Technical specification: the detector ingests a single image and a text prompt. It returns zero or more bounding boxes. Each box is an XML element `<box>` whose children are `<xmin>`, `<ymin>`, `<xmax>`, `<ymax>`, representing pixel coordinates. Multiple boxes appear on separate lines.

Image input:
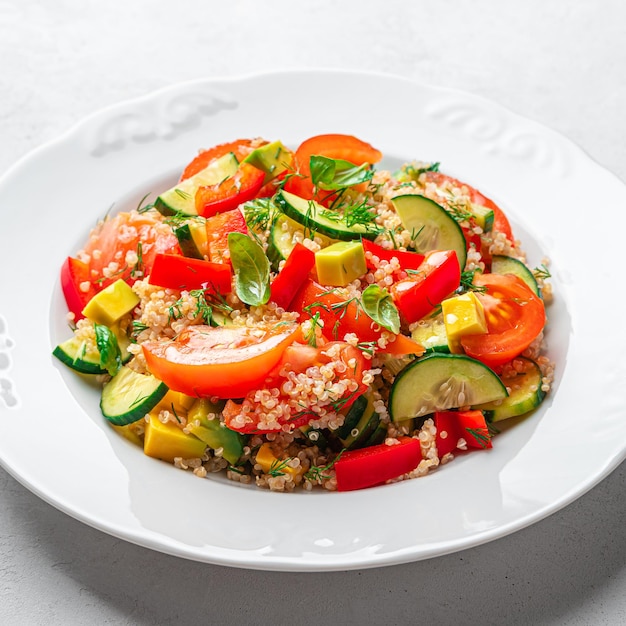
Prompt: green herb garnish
<box><xmin>361</xmin><ymin>284</ymin><xmax>400</xmax><ymax>334</ymax></box>
<box><xmin>94</xmin><ymin>323</ymin><xmax>122</xmax><ymax>376</ymax></box>
<box><xmin>228</xmin><ymin>232</ymin><xmax>271</xmax><ymax>306</ymax></box>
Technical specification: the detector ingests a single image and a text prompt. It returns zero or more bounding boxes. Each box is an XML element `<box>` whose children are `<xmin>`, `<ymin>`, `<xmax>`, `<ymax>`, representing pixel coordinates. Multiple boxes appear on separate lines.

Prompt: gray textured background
<box><xmin>1</xmin><ymin>1</ymin><xmax>625</xmax><ymax>623</ymax></box>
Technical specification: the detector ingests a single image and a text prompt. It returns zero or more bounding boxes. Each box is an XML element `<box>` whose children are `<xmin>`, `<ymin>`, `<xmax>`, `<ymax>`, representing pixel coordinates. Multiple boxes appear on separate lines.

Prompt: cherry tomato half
<box><xmin>460</xmin><ymin>273</ymin><xmax>545</xmax><ymax>368</ymax></box>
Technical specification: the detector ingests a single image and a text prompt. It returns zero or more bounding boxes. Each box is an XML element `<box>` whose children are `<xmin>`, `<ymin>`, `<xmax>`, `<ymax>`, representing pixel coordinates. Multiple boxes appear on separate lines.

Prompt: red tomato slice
<box><xmin>334</xmin><ymin>437</ymin><xmax>421</xmax><ymax>491</ymax></box>
<box><xmin>142</xmin><ymin>322</ymin><xmax>300</xmax><ymax>398</ymax></box>
<box><xmin>195</xmin><ymin>162</ymin><xmax>265</xmax><ymax>218</ymax></box>
<box><xmin>292</xmin><ymin>279</ymin><xmax>424</xmax><ymax>356</ymax></box>
<box><xmin>179</xmin><ymin>139</ymin><xmax>259</xmax><ymax>181</ymax></box>
<box><xmin>82</xmin><ymin>211</ymin><xmax>179</xmax><ymax>290</ymax></box>
<box><xmin>422</xmin><ymin>171</ymin><xmax>514</xmax><ymax>241</ymax></box>
<box><xmin>294</xmin><ymin>133</ymin><xmax>382</xmax><ymax>175</ymax></box>
<box><xmin>60</xmin><ymin>257</ymin><xmax>98</xmax><ymax>320</ymax></box>
<box><xmin>389</xmin><ymin>250</ymin><xmax>461</xmax><ymax>324</ymax></box>
<box><xmin>460</xmin><ymin>273</ymin><xmax>545</xmax><ymax>368</ymax></box>
<box><xmin>205</xmin><ymin>207</ymin><xmax>248</xmax><ymax>265</ymax></box>
<box><xmin>148</xmin><ymin>254</ymin><xmax>231</xmax><ymax>294</ymax></box>
<box><xmin>284</xmin><ymin>134</ymin><xmax>382</xmax><ymax>205</ymax></box>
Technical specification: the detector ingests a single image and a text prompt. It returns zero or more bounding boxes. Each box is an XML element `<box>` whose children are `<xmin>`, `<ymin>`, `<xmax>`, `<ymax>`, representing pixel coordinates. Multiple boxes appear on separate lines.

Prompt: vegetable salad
<box><xmin>53</xmin><ymin>134</ymin><xmax>553</xmax><ymax>492</ymax></box>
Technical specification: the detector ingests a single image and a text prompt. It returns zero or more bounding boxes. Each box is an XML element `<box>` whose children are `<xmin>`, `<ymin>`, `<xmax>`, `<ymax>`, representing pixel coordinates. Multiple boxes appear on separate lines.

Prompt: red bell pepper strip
<box><xmin>270</xmin><ymin>243</ymin><xmax>315</xmax><ymax>310</ymax></box>
<box><xmin>60</xmin><ymin>256</ymin><xmax>98</xmax><ymax>321</ymax></box>
<box><xmin>205</xmin><ymin>207</ymin><xmax>248</xmax><ymax>265</ymax></box>
<box><xmin>361</xmin><ymin>239</ymin><xmax>425</xmax><ymax>272</ymax></box>
<box><xmin>195</xmin><ymin>162</ymin><xmax>265</xmax><ymax>218</ymax></box>
<box><xmin>434</xmin><ymin>410</ymin><xmax>492</xmax><ymax>458</ymax></box>
<box><xmin>389</xmin><ymin>250</ymin><xmax>461</xmax><ymax>324</ymax></box>
<box><xmin>334</xmin><ymin>437</ymin><xmax>421</xmax><ymax>491</ymax></box>
<box><xmin>148</xmin><ymin>254</ymin><xmax>232</xmax><ymax>294</ymax></box>
<box><xmin>291</xmin><ymin>278</ymin><xmax>423</xmax><ymax>356</ymax></box>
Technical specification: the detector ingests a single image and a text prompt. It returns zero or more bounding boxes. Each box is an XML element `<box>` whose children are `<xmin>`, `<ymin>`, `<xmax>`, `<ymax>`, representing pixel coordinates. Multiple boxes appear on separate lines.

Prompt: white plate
<box><xmin>0</xmin><ymin>70</ymin><xmax>624</xmax><ymax>572</ymax></box>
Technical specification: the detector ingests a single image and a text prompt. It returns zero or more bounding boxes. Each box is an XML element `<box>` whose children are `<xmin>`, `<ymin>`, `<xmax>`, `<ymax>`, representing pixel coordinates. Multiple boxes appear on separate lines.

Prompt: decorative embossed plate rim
<box><xmin>0</xmin><ymin>70</ymin><xmax>625</xmax><ymax>572</ymax></box>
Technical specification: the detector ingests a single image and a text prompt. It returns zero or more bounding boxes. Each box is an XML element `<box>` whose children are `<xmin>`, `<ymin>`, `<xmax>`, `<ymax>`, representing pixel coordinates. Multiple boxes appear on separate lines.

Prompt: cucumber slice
<box><xmin>480</xmin><ymin>357</ymin><xmax>545</xmax><ymax>422</ymax></box>
<box><xmin>469</xmin><ymin>202</ymin><xmax>494</xmax><ymax>232</ymax></box>
<box><xmin>53</xmin><ymin>326</ymin><xmax>131</xmax><ymax>375</ymax></box>
<box><xmin>390</xmin><ymin>353</ymin><xmax>507</xmax><ymax>421</ymax></box>
<box><xmin>174</xmin><ymin>222</ymin><xmax>204</xmax><ymax>259</ymax></box>
<box><xmin>491</xmin><ymin>255</ymin><xmax>540</xmax><ymax>296</ymax></box>
<box><xmin>363</xmin><ymin>421</ymin><xmax>387</xmax><ymax>447</ymax></box>
<box><xmin>391</xmin><ymin>194</ymin><xmax>467</xmax><ymax>269</ymax></box>
<box><xmin>266</xmin><ymin>214</ymin><xmax>298</xmax><ymax>270</ymax></box>
<box><xmin>154</xmin><ymin>152</ymin><xmax>239</xmax><ymax>216</ymax></box>
<box><xmin>410</xmin><ymin>316</ymin><xmax>450</xmax><ymax>353</ymax></box>
<box><xmin>101</xmin><ymin>366</ymin><xmax>168</xmax><ymax>426</ymax></box>
<box><xmin>275</xmin><ymin>190</ymin><xmax>379</xmax><ymax>241</ymax></box>
<box><xmin>340</xmin><ymin>394</ymin><xmax>380</xmax><ymax>450</ymax></box>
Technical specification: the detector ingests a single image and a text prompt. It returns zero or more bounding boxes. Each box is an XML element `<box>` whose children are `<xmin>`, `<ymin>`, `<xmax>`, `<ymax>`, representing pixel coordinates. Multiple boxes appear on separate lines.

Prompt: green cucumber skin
<box><xmin>482</xmin><ymin>357</ymin><xmax>545</xmax><ymax>422</ymax></box>
<box><xmin>174</xmin><ymin>224</ymin><xmax>204</xmax><ymax>259</ymax></box>
<box><xmin>53</xmin><ymin>340</ymin><xmax>105</xmax><ymax>375</ymax></box>
<box><xmin>491</xmin><ymin>255</ymin><xmax>540</xmax><ymax>296</ymax></box>
<box><xmin>391</xmin><ymin>194</ymin><xmax>467</xmax><ymax>269</ymax></box>
<box><xmin>390</xmin><ymin>352</ymin><xmax>507</xmax><ymax>422</ymax></box>
<box><xmin>100</xmin><ymin>367</ymin><xmax>169</xmax><ymax>427</ymax></box>
<box><xmin>266</xmin><ymin>215</ymin><xmax>293</xmax><ymax>271</ymax></box>
<box><xmin>332</xmin><ymin>394</ymin><xmax>368</xmax><ymax>440</ymax></box>
<box><xmin>275</xmin><ymin>190</ymin><xmax>378</xmax><ymax>242</ymax></box>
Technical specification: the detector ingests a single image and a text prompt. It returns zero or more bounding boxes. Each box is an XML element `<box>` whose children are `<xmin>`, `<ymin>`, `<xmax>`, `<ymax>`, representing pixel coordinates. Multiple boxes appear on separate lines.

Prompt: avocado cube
<box><xmin>441</xmin><ymin>292</ymin><xmax>487</xmax><ymax>353</ymax></box>
<box><xmin>243</xmin><ymin>140</ymin><xmax>293</xmax><ymax>184</ymax></box>
<box><xmin>315</xmin><ymin>241</ymin><xmax>367</xmax><ymax>287</ymax></box>
<box><xmin>186</xmin><ymin>398</ymin><xmax>243</xmax><ymax>464</ymax></box>
<box><xmin>82</xmin><ymin>279</ymin><xmax>139</xmax><ymax>326</ymax></box>
<box><xmin>143</xmin><ymin>412</ymin><xmax>207</xmax><ymax>463</ymax></box>
<box><xmin>469</xmin><ymin>203</ymin><xmax>494</xmax><ymax>233</ymax></box>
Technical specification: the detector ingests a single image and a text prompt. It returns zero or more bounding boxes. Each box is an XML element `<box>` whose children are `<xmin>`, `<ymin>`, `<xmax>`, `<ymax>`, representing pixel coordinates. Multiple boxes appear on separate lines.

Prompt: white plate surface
<box><xmin>0</xmin><ymin>70</ymin><xmax>624</xmax><ymax>572</ymax></box>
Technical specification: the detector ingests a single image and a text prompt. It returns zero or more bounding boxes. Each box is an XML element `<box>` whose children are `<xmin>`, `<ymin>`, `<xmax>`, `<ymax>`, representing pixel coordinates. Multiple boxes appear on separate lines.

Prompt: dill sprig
<box><xmin>533</xmin><ymin>264</ymin><xmax>551</xmax><ymax>280</ymax></box>
<box><xmin>304</xmin><ymin>449</ymin><xmax>345</xmax><ymax>483</ymax></box>
<box><xmin>459</xmin><ymin>269</ymin><xmax>487</xmax><ymax>294</ymax></box>
<box><xmin>243</xmin><ymin>197</ymin><xmax>279</xmax><ymax>232</ymax></box>
<box><xmin>465</xmin><ymin>427</ymin><xmax>491</xmax><ymax>449</ymax></box>
<box><xmin>268</xmin><ymin>457</ymin><xmax>293</xmax><ymax>478</ymax></box>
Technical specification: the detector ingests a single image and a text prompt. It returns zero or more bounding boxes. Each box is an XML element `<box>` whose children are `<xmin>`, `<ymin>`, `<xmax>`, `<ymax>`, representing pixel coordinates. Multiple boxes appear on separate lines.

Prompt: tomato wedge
<box><xmin>82</xmin><ymin>211</ymin><xmax>179</xmax><ymax>290</ymax></box>
<box><xmin>422</xmin><ymin>171</ymin><xmax>514</xmax><ymax>241</ymax></box>
<box><xmin>334</xmin><ymin>437</ymin><xmax>421</xmax><ymax>491</ymax></box>
<box><xmin>292</xmin><ymin>279</ymin><xmax>424</xmax><ymax>356</ymax></box>
<box><xmin>180</xmin><ymin>139</ymin><xmax>259</xmax><ymax>181</ymax></box>
<box><xmin>205</xmin><ymin>207</ymin><xmax>248</xmax><ymax>265</ymax></box>
<box><xmin>284</xmin><ymin>134</ymin><xmax>382</xmax><ymax>204</ymax></box>
<box><xmin>460</xmin><ymin>273</ymin><xmax>545</xmax><ymax>368</ymax></box>
<box><xmin>195</xmin><ymin>162</ymin><xmax>265</xmax><ymax>218</ymax></box>
<box><xmin>142</xmin><ymin>322</ymin><xmax>300</xmax><ymax>398</ymax></box>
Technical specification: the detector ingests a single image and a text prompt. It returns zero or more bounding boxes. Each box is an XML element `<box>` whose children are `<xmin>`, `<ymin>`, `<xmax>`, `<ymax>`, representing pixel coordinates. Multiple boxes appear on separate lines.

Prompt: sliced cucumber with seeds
<box><xmin>154</xmin><ymin>152</ymin><xmax>239</xmax><ymax>216</ymax></box>
<box><xmin>101</xmin><ymin>366</ymin><xmax>168</xmax><ymax>426</ymax></box>
<box><xmin>339</xmin><ymin>393</ymin><xmax>380</xmax><ymax>450</ymax></box>
<box><xmin>480</xmin><ymin>357</ymin><xmax>545</xmax><ymax>422</ymax></box>
<box><xmin>491</xmin><ymin>255</ymin><xmax>540</xmax><ymax>296</ymax></box>
<box><xmin>53</xmin><ymin>326</ymin><xmax>131</xmax><ymax>375</ymax></box>
<box><xmin>391</xmin><ymin>194</ymin><xmax>467</xmax><ymax>269</ymax></box>
<box><xmin>390</xmin><ymin>353</ymin><xmax>507</xmax><ymax>422</ymax></box>
<box><xmin>275</xmin><ymin>189</ymin><xmax>379</xmax><ymax>241</ymax></box>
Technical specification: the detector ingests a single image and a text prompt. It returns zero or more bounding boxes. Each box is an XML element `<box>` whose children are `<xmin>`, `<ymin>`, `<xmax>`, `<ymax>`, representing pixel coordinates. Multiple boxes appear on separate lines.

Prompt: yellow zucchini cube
<box><xmin>315</xmin><ymin>241</ymin><xmax>367</xmax><ymax>287</ymax></box>
<box><xmin>143</xmin><ymin>412</ymin><xmax>206</xmax><ymax>463</ymax></box>
<box><xmin>441</xmin><ymin>291</ymin><xmax>487</xmax><ymax>353</ymax></box>
<box><xmin>82</xmin><ymin>279</ymin><xmax>139</xmax><ymax>326</ymax></box>
<box><xmin>156</xmin><ymin>390</ymin><xmax>196</xmax><ymax>416</ymax></box>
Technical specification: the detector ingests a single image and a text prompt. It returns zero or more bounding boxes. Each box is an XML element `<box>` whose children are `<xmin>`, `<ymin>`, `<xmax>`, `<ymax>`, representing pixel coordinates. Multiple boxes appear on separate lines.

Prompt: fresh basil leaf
<box><xmin>228</xmin><ymin>232</ymin><xmax>271</xmax><ymax>306</ymax></box>
<box><xmin>310</xmin><ymin>155</ymin><xmax>374</xmax><ymax>190</ymax></box>
<box><xmin>94</xmin><ymin>323</ymin><xmax>122</xmax><ymax>376</ymax></box>
<box><xmin>361</xmin><ymin>285</ymin><xmax>400</xmax><ymax>335</ymax></box>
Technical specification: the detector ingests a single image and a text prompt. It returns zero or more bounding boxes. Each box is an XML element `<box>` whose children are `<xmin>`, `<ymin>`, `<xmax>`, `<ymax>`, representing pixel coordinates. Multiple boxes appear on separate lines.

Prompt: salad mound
<box><xmin>53</xmin><ymin>134</ymin><xmax>554</xmax><ymax>492</ymax></box>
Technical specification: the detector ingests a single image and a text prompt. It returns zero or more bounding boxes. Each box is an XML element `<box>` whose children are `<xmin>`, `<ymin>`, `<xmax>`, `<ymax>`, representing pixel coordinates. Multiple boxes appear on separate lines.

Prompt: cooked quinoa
<box><xmin>55</xmin><ymin>140</ymin><xmax>555</xmax><ymax>492</ymax></box>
